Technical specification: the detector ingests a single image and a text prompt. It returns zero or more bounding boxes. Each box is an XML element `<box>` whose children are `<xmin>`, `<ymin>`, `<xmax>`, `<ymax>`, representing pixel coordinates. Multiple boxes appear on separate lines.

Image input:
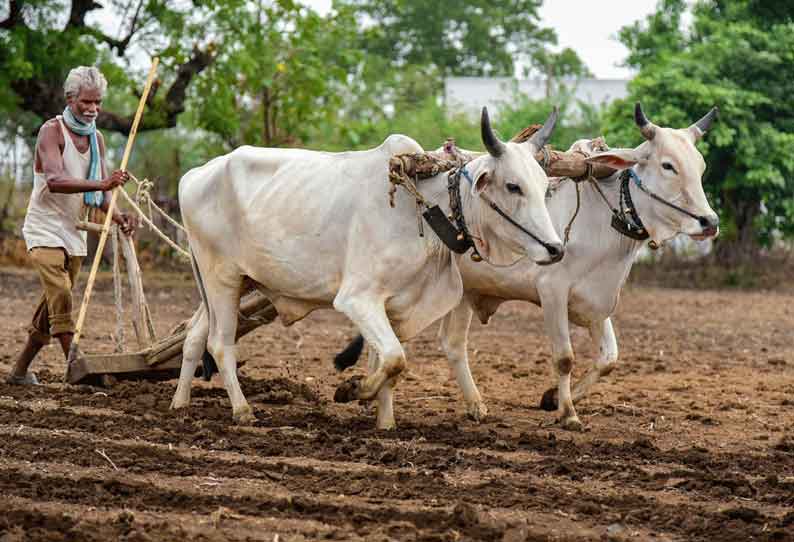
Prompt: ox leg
<box><xmin>205</xmin><ymin>278</ymin><xmax>253</xmax><ymax>424</ymax></box>
<box><xmin>439</xmin><ymin>300</ymin><xmax>488</xmax><ymax>421</ymax></box>
<box><xmin>170</xmin><ymin>305</ymin><xmax>208</xmax><ymax>410</ymax></box>
<box><xmin>538</xmin><ymin>288</ymin><xmax>581</xmax><ymax>431</ymax></box>
<box><xmin>333</xmin><ymin>296</ymin><xmax>406</xmax><ymax>412</ymax></box>
<box><xmin>369</xmin><ymin>345</ymin><xmax>397</xmax><ymax>430</ymax></box>
<box><xmin>571</xmin><ymin>318</ymin><xmax>618</xmax><ymax>403</ymax></box>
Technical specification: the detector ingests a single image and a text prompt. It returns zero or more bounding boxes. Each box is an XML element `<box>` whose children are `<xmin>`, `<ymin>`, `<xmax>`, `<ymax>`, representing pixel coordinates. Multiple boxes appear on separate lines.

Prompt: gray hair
<box><xmin>63</xmin><ymin>66</ymin><xmax>108</xmax><ymax>100</ymax></box>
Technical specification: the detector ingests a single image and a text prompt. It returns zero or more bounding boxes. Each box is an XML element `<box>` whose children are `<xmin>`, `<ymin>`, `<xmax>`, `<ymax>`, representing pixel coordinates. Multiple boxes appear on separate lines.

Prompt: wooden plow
<box><xmin>66</xmin><ymin>113</ymin><xmax>614</xmax><ymax>385</ymax></box>
<box><xmin>65</xmin><ymin>289</ymin><xmax>276</xmax><ymax>385</ymax></box>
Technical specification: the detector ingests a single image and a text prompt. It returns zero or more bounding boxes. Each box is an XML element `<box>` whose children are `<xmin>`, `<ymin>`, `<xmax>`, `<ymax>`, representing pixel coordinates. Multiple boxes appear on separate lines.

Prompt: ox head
<box><xmin>586</xmin><ymin>103</ymin><xmax>720</xmax><ymax>245</ymax></box>
<box><xmin>464</xmin><ymin>107</ymin><xmax>563</xmax><ymax>266</ymax></box>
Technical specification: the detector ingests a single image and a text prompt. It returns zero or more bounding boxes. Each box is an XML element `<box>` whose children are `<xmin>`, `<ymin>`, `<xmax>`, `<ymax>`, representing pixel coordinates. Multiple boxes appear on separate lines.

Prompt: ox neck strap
<box><xmin>588</xmin><ymin>170</ymin><xmax>649</xmax><ymax>241</ymax></box>
<box><xmin>614</xmin><ymin>170</ymin><xmax>651</xmax><ymax>241</ymax></box>
<box><xmin>443</xmin><ymin>168</ymin><xmax>483</xmax><ymax>260</ymax></box>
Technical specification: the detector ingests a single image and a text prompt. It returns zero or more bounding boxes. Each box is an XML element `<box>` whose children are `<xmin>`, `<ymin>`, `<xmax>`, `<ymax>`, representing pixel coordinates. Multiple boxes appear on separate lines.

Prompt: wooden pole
<box><xmin>119</xmin><ymin>231</ymin><xmax>155</xmax><ymax>348</ymax></box>
<box><xmin>68</xmin><ymin>57</ymin><xmax>159</xmax><ymax>366</ymax></box>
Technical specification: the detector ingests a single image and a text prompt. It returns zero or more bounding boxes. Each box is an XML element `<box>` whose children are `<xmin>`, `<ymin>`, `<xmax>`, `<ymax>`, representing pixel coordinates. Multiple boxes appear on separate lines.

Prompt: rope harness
<box><xmin>123</xmin><ymin>172</ymin><xmax>191</xmax><ymax>260</ymax></box>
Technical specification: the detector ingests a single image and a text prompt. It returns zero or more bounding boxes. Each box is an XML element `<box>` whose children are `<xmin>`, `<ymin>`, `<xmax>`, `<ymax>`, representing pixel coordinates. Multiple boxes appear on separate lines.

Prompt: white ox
<box><xmin>337</xmin><ymin>103</ymin><xmax>720</xmax><ymax>430</ymax></box>
<box><xmin>171</xmin><ymin>108</ymin><xmax>564</xmax><ymax>426</ymax></box>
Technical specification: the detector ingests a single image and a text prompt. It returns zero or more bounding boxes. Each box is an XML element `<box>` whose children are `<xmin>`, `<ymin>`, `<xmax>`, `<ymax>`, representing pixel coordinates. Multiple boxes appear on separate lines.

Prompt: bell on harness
<box><xmin>611</xmin><ymin>213</ymin><xmax>649</xmax><ymax>241</ymax></box>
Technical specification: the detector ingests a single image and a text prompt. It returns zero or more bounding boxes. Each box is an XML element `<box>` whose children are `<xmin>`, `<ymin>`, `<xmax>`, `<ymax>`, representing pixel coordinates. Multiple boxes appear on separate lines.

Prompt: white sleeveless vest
<box><xmin>22</xmin><ymin>117</ymin><xmax>96</xmax><ymax>256</ymax></box>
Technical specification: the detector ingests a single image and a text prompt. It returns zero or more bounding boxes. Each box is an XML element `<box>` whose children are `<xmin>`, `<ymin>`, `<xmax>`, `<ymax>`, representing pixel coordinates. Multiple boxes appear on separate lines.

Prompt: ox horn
<box><xmin>690</xmin><ymin>106</ymin><xmax>719</xmax><ymax>140</ymax></box>
<box><xmin>481</xmin><ymin>107</ymin><xmax>506</xmax><ymax>157</ymax></box>
<box><xmin>528</xmin><ymin>106</ymin><xmax>559</xmax><ymax>151</ymax></box>
<box><xmin>634</xmin><ymin>102</ymin><xmax>657</xmax><ymax>141</ymax></box>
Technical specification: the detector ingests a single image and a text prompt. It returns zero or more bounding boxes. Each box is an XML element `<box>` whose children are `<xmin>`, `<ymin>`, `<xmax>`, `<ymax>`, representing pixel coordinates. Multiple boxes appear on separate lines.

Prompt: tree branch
<box><xmin>163</xmin><ymin>46</ymin><xmax>216</xmax><ymax>124</ymax></box>
<box><xmin>96</xmin><ymin>47</ymin><xmax>216</xmax><ymax>135</ymax></box>
<box><xmin>68</xmin><ymin>0</ymin><xmax>103</xmax><ymax>28</ymax></box>
<box><xmin>0</xmin><ymin>0</ymin><xmax>25</xmax><ymax>30</ymax></box>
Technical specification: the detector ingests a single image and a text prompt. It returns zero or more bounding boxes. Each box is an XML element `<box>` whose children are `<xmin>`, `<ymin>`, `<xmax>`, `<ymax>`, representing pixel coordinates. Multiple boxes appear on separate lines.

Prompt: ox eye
<box><xmin>662</xmin><ymin>162</ymin><xmax>678</xmax><ymax>174</ymax></box>
<box><xmin>506</xmin><ymin>182</ymin><xmax>523</xmax><ymax>195</ymax></box>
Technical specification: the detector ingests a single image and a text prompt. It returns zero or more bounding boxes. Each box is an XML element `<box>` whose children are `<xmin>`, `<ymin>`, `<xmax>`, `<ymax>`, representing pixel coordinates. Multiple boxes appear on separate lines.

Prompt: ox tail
<box><xmin>190</xmin><ymin>248</ymin><xmax>218</xmax><ymax>381</ymax></box>
<box><xmin>334</xmin><ymin>334</ymin><xmax>365</xmax><ymax>372</ymax></box>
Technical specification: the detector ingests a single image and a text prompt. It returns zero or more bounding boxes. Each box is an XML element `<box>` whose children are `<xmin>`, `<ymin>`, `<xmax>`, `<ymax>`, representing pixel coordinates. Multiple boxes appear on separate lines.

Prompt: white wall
<box><xmin>444</xmin><ymin>77</ymin><xmax>629</xmax><ymax>118</ymax></box>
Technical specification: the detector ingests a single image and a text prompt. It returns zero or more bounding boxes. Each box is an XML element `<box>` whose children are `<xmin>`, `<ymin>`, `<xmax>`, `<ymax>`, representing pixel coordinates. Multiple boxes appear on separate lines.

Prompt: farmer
<box><xmin>7</xmin><ymin>66</ymin><xmax>137</xmax><ymax>385</ymax></box>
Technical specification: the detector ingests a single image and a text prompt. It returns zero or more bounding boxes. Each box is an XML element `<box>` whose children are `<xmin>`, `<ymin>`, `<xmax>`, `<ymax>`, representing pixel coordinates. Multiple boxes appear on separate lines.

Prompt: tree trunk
<box><xmin>713</xmin><ymin>188</ymin><xmax>761</xmax><ymax>264</ymax></box>
<box><xmin>263</xmin><ymin>86</ymin><xmax>272</xmax><ymax>146</ymax></box>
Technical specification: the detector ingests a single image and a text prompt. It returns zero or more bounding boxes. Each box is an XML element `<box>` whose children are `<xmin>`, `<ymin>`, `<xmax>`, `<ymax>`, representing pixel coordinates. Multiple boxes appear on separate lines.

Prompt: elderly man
<box><xmin>7</xmin><ymin>66</ymin><xmax>136</xmax><ymax>385</ymax></box>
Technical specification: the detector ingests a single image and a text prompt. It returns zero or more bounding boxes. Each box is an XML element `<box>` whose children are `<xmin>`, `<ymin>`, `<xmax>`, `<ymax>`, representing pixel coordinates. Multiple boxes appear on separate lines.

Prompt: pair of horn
<box><xmin>634</xmin><ymin>102</ymin><xmax>719</xmax><ymax>141</ymax></box>
<box><xmin>481</xmin><ymin>106</ymin><xmax>559</xmax><ymax>157</ymax></box>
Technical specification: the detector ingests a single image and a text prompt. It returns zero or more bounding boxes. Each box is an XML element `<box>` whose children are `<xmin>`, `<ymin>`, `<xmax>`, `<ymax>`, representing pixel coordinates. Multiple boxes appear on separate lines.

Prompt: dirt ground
<box><xmin>0</xmin><ymin>265</ymin><xmax>792</xmax><ymax>542</ymax></box>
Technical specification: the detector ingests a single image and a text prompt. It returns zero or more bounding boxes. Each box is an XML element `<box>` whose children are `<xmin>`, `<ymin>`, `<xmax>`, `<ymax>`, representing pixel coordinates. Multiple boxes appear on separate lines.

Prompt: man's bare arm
<box><xmin>37</xmin><ymin>122</ymin><xmax>128</xmax><ymax>194</ymax></box>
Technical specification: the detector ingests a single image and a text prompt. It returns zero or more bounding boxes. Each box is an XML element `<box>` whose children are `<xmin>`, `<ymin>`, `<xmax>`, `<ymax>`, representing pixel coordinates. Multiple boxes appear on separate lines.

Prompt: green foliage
<box><xmin>602</xmin><ymin>0</ymin><xmax>794</xmax><ymax>251</ymax></box>
<box><xmin>1</xmin><ymin>0</ymin><xmax>592</xmax><ymax>212</ymax></box>
<box><xmin>495</xmin><ymin>84</ymin><xmax>603</xmax><ymax>150</ymax></box>
<box><xmin>186</xmin><ymin>0</ymin><xmax>363</xmax><ymax>147</ymax></box>
<box><xmin>338</xmin><ymin>0</ymin><xmax>556</xmax><ymax>77</ymax></box>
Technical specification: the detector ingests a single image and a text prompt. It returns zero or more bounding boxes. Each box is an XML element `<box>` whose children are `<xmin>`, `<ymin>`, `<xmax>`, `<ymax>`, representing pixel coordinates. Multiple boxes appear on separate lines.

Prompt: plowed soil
<box><xmin>1</xmin><ymin>266</ymin><xmax>793</xmax><ymax>541</ymax></box>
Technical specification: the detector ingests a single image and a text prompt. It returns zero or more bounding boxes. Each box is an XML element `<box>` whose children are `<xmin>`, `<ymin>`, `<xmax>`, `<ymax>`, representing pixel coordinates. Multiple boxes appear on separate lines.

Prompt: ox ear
<box><xmin>471</xmin><ymin>171</ymin><xmax>491</xmax><ymax>196</ymax></box>
<box><xmin>585</xmin><ymin>149</ymin><xmax>642</xmax><ymax>171</ymax></box>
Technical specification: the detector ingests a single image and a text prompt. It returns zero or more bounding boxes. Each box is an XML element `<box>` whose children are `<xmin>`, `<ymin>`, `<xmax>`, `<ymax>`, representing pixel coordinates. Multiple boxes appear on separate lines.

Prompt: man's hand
<box><xmin>100</xmin><ymin>170</ymin><xmax>130</xmax><ymax>192</ymax></box>
<box><xmin>113</xmin><ymin>211</ymin><xmax>138</xmax><ymax>236</ymax></box>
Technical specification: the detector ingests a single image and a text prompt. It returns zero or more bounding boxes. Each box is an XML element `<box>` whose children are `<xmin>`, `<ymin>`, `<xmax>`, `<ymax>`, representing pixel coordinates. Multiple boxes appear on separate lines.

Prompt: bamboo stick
<box><xmin>68</xmin><ymin>58</ymin><xmax>159</xmax><ymax>366</ymax></box>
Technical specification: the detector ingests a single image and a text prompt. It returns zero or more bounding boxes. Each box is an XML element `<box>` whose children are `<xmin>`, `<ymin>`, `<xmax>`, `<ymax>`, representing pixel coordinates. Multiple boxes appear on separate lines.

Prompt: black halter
<box><xmin>453</xmin><ymin>167</ymin><xmax>560</xmax><ymax>255</ymax></box>
<box><xmin>607</xmin><ymin>169</ymin><xmax>712</xmax><ymax>241</ymax></box>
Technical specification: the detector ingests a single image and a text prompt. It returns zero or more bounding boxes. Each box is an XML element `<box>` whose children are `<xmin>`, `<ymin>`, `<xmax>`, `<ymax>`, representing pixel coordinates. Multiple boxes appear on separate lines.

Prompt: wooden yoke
<box><xmin>511</xmin><ymin>125</ymin><xmax>616</xmax><ymax>180</ymax></box>
<box><xmin>391</xmin><ymin>127</ymin><xmax>617</xmax><ymax>186</ymax></box>
<box><xmin>67</xmin><ymin>58</ymin><xmax>159</xmax><ymax>369</ymax></box>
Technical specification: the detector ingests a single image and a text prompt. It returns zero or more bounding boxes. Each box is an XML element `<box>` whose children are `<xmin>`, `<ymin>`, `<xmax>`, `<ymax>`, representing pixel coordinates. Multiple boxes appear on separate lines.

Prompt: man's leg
<box><xmin>9</xmin><ymin>336</ymin><xmax>46</xmax><ymax>382</ymax></box>
<box><xmin>55</xmin><ymin>332</ymin><xmax>74</xmax><ymax>359</ymax></box>
<box><xmin>58</xmin><ymin>254</ymin><xmax>83</xmax><ymax>362</ymax></box>
<box><xmin>8</xmin><ymin>292</ymin><xmax>50</xmax><ymax>384</ymax></box>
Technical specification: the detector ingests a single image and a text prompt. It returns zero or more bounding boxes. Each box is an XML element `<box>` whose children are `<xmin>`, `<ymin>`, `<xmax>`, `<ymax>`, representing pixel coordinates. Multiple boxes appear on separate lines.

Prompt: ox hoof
<box><xmin>233</xmin><ymin>405</ymin><xmax>256</xmax><ymax>425</ymax></box>
<box><xmin>466</xmin><ymin>401</ymin><xmax>489</xmax><ymax>422</ymax></box>
<box><xmin>170</xmin><ymin>401</ymin><xmax>187</xmax><ymax>411</ymax></box>
<box><xmin>560</xmin><ymin>416</ymin><xmax>583</xmax><ymax>432</ymax></box>
<box><xmin>539</xmin><ymin>388</ymin><xmax>558</xmax><ymax>411</ymax></box>
<box><xmin>334</xmin><ymin>375</ymin><xmax>364</xmax><ymax>403</ymax></box>
<box><xmin>376</xmin><ymin>418</ymin><xmax>397</xmax><ymax>431</ymax></box>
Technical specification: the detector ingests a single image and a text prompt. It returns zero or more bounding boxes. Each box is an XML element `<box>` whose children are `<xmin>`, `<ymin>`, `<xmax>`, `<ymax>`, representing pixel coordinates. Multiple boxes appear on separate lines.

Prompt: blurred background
<box><xmin>1</xmin><ymin>0</ymin><xmax>792</xmax><ymax>285</ymax></box>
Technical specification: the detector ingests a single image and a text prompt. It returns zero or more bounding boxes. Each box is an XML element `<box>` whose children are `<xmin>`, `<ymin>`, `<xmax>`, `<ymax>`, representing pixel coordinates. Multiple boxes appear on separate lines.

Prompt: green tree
<box><xmin>495</xmin><ymin>86</ymin><xmax>602</xmax><ymax>151</ymax></box>
<box><xmin>185</xmin><ymin>0</ymin><xmax>362</xmax><ymax>148</ymax></box>
<box><xmin>603</xmin><ymin>0</ymin><xmax>794</xmax><ymax>260</ymax></box>
<box><xmin>339</xmin><ymin>0</ymin><xmax>556</xmax><ymax>78</ymax></box>
<box><xmin>0</xmin><ymin>0</ymin><xmax>218</xmax><ymax>135</ymax></box>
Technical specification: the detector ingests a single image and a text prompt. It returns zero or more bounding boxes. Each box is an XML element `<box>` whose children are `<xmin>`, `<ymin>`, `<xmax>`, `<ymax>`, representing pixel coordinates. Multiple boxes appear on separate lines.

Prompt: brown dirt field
<box><xmin>1</xmin><ymin>265</ymin><xmax>793</xmax><ymax>541</ymax></box>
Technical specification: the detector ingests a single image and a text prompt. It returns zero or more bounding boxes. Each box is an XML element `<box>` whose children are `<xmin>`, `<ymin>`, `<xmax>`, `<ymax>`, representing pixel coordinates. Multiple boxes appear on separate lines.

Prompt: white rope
<box><xmin>118</xmin><ymin>181</ymin><xmax>191</xmax><ymax>260</ymax></box>
<box><xmin>130</xmin><ymin>173</ymin><xmax>187</xmax><ymax>233</ymax></box>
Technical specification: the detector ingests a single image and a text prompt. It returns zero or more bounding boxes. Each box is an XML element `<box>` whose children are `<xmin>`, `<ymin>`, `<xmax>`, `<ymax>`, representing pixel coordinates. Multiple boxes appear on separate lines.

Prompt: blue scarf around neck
<box><xmin>62</xmin><ymin>106</ymin><xmax>103</xmax><ymax>208</ymax></box>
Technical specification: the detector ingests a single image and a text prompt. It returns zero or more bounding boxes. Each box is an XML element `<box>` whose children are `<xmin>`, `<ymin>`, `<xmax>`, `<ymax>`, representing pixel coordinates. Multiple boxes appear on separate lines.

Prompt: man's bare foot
<box><xmin>6</xmin><ymin>372</ymin><xmax>40</xmax><ymax>386</ymax></box>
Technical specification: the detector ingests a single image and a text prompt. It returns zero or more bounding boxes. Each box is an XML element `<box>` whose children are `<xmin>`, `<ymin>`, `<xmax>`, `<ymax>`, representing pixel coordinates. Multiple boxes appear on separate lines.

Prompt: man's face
<box><xmin>67</xmin><ymin>87</ymin><xmax>103</xmax><ymax>123</ymax></box>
